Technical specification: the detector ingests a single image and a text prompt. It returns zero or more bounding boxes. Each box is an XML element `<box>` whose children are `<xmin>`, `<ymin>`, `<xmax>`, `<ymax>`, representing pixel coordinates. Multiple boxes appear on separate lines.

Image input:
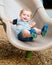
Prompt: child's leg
<box><xmin>18</xmin><ymin>29</ymin><xmax>37</xmax><ymax>41</ymax></box>
<box><xmin>33</xmin><ymin>24</ymin><xmax>48</xmax><ymax>36</ymax></box>
<box><xmin>18</xmin><ymin>30</ymin><xmax>33</xmax><ymax>41</ymax></box>
<box><xmin>33</xmin><ymin>27</ymin><xmax>41</xmax><ymax>35</ymax></box>
<box><xmin>22</xmin><ymin>29</ymin><xmax>37</xmax><ymax>38</ymax></box>
<box><xmin>22</xmin><ymin>29</ymin><xmax>32</xmax><ymax>38</ymax></box>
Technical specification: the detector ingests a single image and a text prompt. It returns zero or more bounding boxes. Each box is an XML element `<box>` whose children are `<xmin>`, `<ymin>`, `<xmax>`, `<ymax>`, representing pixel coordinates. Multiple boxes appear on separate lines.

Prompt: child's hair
<box><xmin>19</xmin><ymin>9</ymin><xmax>32</xmax><ymax>18</ymax></box>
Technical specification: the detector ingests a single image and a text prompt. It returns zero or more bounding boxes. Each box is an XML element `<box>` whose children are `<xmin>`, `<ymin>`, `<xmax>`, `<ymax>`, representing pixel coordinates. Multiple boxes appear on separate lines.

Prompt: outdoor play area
<box><xmin>0</xmin><ymin>0</ymin><xmax>52</xmax><ymax>65</ymax></box>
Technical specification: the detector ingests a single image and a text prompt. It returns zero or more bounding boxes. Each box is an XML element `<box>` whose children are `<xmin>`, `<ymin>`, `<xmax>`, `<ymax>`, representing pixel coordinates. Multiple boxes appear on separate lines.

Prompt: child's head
<box><xmin>19</xmin><ymin>9</ymin><xmax>32</xmax><ymax>22</ymax></box>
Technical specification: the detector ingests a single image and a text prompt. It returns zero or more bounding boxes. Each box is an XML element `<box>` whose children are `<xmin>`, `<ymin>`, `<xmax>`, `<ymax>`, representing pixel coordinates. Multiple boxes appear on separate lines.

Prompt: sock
<box><xmin>41</xmin><ymin>24</ymin><xmax>48</xmax><ymax>36</ymax></box>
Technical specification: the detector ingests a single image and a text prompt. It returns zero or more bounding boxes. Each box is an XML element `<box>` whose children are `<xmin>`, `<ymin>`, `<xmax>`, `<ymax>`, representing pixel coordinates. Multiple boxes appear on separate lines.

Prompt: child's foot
<box><xmin>31</xmin><ymin>33</ymin><xmax>37</xmax><ymax>38</ymax></box>
<box><xmin>41</xmin><ymin>24</ymin><xmax>48</xmax><ymax>36</ymax></box>
<box><xmin>30</xmin><ymin>28</ymin><xmax>37</xmax><ymax>38</ymax></box>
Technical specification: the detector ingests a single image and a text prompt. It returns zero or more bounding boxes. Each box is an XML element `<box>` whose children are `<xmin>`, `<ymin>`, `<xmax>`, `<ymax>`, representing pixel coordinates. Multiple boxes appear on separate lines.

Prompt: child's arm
<box><xmin>29</xmin><ymin>21</ymin><xmax>36</xmax><ymax>28</ymax></box>
<box><xmin>9</xmin><ymin>19</ymin><xmax>17</xmax><ymax>24</ymax></box>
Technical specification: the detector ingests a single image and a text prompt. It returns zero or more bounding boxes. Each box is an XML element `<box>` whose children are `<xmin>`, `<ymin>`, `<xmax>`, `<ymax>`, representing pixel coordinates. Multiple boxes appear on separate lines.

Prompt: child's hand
<box><xmin>8</xmin><ymin>18</ymin><xmax>13</xmax><ymax>23</ymax></box>
<box><xmin>30</xmin><ymin>22</ymin><xmax>36</xmax><ymax>28</ymax></box>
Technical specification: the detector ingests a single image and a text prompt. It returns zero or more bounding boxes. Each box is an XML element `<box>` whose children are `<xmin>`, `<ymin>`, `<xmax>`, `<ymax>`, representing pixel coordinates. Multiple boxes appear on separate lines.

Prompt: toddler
<box><xmin>0</xmin><ymin>9</ymin><xmax>48</xmax><ymax>42</ymax></box>
<box><xmin>12</xmin><ymin>9</ymin><xmax>48</xmax><ymax>42</ymax></box>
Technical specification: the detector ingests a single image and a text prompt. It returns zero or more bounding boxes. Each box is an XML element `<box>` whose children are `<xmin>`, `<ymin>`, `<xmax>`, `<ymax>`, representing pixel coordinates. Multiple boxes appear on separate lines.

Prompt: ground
<box><xmin>0</xmin><ymin>25</ymin><xmax>52</xmax><ymax>65</ymax></box>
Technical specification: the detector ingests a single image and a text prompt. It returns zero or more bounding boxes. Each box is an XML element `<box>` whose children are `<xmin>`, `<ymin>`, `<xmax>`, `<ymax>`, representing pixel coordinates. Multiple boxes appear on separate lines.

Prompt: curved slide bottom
<box><xmin>6</xmin><ymin>22</ymin><xmax>52</xmax><ymax>51</ymax></box>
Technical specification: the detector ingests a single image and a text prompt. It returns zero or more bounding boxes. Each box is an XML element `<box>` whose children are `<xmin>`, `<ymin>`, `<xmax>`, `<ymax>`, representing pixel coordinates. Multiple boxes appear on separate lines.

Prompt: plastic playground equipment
<box><xmin>0</xmin><ymin>0</ymin><xmax>52</xmax><ymax>57</ymax></box>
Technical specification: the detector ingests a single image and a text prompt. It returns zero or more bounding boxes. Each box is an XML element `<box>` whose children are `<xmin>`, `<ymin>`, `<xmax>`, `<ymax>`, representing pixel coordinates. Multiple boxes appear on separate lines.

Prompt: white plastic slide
<box><xmin>0</xmin><ymin>0</ymin><xmax>52</xmax><ymax>51</ymax></box>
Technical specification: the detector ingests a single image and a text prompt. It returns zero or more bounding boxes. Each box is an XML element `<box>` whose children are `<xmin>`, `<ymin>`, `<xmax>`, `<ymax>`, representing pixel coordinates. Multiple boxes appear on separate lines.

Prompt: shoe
<box><xmin>41</xmin><ymin>24</ymin><xmax>48</xmax><ymax>36</ymax></box>
<box><xmin>30</xmin><ymin>28</ymin><xmax>37</xmax><ymax>38</ymax></box>
<box><xmin>31</xmin><ymin>33</ymin><xmax>37</xmax><ymax>38</ymax></box>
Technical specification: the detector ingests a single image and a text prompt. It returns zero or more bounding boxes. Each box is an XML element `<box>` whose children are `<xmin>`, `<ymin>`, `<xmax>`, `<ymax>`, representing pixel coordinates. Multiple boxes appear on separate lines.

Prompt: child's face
<box><xmin>20</xmin><ymin>10</ymin><xmax>31</xmax><ymax>22</ymax></box>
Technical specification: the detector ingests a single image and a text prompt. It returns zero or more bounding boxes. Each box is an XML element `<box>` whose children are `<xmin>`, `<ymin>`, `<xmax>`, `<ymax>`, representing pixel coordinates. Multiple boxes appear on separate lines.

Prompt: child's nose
<box><xmin>25</xmin><ymin>15</ymin><xmax>28</xmax><ymax>18</ymax></box>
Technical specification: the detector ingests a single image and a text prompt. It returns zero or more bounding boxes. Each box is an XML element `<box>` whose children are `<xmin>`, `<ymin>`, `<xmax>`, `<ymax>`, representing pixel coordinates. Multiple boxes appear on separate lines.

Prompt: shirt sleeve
<box><xmin>13</xmin><ymin>19</ymin><xmax>17</xmax><ymax>25</ymax></box>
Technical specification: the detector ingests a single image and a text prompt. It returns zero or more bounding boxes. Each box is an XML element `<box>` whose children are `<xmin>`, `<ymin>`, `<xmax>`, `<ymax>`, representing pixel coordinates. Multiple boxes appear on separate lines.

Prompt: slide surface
<box><xmin>0</xmin><ymin>0</ymin><xmax>52</xmax><ymax>51</ymax></box>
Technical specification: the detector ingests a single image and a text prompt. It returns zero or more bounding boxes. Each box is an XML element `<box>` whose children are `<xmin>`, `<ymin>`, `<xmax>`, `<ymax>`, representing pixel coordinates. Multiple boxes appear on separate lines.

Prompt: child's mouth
<box><xmin>24</xmin><ymin>18</ymin><xmax>27</xmax><ymax>20</ymax></box>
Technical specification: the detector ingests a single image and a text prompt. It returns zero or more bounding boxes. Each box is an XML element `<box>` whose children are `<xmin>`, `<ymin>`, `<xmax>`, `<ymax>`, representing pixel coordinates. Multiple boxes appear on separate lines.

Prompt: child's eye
<box><xmin>27</xmin><ymin>15</ymin><xmax>29</xmax><ymax>17</ymax></box>
<box><xmin>23</xmin><ymin>14</ymin><xmax>26</xmax><ymax>16</ymax></box>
